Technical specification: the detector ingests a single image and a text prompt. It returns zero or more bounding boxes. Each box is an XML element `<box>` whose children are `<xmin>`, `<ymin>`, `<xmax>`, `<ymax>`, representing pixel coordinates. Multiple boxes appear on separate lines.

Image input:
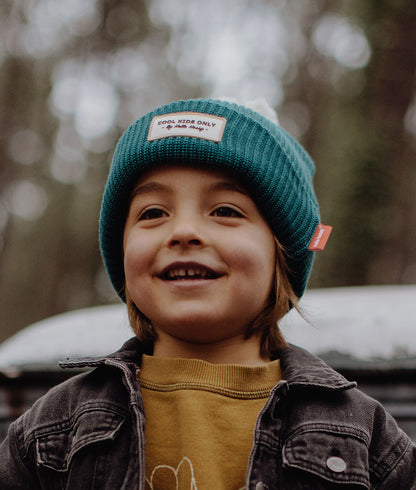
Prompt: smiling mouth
<box><xmin>160</xmin><ymin>266</ymin><xmax>221</xmax><ymax>281</ymax></box>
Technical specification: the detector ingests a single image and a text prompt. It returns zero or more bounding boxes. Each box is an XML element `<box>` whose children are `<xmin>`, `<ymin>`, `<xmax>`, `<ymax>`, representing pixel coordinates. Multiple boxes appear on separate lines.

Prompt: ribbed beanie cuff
<box><xmin>100</xmin><ymin>98</ymin><xmax>321</xmax><ymax>300</ymax></box>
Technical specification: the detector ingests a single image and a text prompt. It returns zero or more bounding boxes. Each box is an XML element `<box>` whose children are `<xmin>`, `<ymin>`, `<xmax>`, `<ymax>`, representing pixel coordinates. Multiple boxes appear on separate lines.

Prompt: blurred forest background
<box><xmin>1</xmin><ymin>0</ymin><xmax>415</xmax><ymax>342</ymax></box>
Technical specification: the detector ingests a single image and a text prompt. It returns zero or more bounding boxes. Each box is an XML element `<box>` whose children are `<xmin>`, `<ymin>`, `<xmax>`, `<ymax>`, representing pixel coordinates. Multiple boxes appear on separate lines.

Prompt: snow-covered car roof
<box><xmin>0</xmin><ymin>285</ymin><xmax>415</xmax><ymax>373</ymax></box>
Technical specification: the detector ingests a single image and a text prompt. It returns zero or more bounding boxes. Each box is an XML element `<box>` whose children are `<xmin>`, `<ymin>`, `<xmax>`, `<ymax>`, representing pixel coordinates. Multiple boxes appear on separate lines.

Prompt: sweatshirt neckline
<box><xmin>139</xmin><ymin>354</ymin><xmax>281</xmax><ymax>394</ymax></box>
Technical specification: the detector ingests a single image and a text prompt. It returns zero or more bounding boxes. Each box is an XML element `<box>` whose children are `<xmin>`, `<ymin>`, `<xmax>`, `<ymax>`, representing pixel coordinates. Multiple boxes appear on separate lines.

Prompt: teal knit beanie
<box><xmin>100</xmin><ymin>98</ymin><xmax>326</xmax><ymax>301</ymax></box>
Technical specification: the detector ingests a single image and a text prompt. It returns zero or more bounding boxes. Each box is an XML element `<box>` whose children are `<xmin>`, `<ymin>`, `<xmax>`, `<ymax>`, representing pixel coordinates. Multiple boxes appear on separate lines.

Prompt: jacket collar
<box><xmin>277</xmin><ymin>344</ymin><xmax>356</xmax><ymax>391</ymax></box>
<box><xmin>59</xmin><ymin>337</ymin><xmax>145</xmax><ymax>369</ymax></box>
<box><xmin>60</xmin><ymin>337</ymin><xmax>355</xmax><ymax>392</ymax></box>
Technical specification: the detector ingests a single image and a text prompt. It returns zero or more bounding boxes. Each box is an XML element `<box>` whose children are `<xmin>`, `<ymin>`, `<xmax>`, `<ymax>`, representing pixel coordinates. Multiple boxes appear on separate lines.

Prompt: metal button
<box><xmin>255</xmin><ymin>483</ymin><xmax>269</xmax><ymax>490</ymax></box>
<box><xmin>326</xmin><ymin>456</ymin><xmax>347</xmax><ymax>473</ymax></box>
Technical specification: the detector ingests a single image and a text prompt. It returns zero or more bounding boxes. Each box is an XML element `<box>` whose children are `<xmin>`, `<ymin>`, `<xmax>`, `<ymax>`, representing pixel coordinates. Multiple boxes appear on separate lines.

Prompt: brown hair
<box><xmin>125</xmin><ymin>238</ymin><xmax>298</xmax><ymax>360</ymax></box>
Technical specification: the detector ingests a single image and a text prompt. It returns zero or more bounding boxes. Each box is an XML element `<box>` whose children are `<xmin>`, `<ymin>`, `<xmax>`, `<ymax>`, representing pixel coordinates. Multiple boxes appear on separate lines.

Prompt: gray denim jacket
<box><xmin>0</xmin><ymin>338</ymin><xmax>415</xmax><ymax>489</ymax></box>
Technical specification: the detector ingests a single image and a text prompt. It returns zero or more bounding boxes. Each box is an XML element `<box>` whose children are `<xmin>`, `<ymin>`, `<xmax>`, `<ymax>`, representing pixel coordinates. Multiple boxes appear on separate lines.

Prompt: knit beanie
<box><xmin>100</xmin><ymin>98</ymin><xmax>329</xmax><ymax>301</ymax></box>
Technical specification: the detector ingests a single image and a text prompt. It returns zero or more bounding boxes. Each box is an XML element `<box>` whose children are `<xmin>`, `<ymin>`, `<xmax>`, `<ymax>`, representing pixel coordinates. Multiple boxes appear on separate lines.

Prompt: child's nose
<box><xmin>167</xmin><ymin>216</ymin><xmax>204</xmax><ymax>248</ymax></box>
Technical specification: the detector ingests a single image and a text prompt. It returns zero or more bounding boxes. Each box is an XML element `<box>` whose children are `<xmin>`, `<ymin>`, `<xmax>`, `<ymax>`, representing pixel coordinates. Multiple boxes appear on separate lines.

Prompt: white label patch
<box><xmin>147</xmin><ymin>112</ymin><xmax>226</xmax><ymax>142</ymax></box>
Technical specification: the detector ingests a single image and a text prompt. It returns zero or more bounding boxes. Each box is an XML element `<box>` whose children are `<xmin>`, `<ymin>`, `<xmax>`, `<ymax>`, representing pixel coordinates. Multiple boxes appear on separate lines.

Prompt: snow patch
<box><xmin>0</xmin><ymin>286</ymin><xmax>415</xmax><ymax>371</ymax></box>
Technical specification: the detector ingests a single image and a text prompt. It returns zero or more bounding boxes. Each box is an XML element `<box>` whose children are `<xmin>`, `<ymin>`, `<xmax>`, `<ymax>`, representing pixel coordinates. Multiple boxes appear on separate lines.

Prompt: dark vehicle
<box><xmin>1</xmin><ymin>286</ymin><xmax>415</xmax><ymax>442</ymax></box>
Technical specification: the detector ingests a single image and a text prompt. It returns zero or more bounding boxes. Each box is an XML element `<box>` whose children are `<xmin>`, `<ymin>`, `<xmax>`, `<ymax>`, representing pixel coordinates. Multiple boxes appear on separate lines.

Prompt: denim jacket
<box><xmin>1</xmin><ymin>338</ymin><xmax>415</xmax><ymax>489</ymax></box>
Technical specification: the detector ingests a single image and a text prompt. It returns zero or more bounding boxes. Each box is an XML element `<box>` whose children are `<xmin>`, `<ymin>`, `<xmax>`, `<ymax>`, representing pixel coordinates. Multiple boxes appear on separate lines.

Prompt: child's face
<box><xmin>123</xmin><ymin>165</ymin><xmax>276</xmax><ymax>348</ymax></box>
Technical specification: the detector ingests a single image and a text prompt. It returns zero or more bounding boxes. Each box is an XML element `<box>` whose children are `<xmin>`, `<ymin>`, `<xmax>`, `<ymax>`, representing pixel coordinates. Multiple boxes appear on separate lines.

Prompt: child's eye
<box><xmin>211</xmin><ymin>206</ymin><xmax>243</xmax><ymax>218</ymax></box>
<box><xmin>138</xmin><ymin>208</ymin><xmax>168</xmax><ymax>220</ymax></box>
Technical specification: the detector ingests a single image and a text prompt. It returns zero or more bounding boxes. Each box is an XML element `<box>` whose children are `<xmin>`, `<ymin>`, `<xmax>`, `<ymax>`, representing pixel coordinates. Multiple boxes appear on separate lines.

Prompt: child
<box><xmin>1</xmin><ymin>98</ymin><xmax>415</xmax><ymax>489</ymax></box>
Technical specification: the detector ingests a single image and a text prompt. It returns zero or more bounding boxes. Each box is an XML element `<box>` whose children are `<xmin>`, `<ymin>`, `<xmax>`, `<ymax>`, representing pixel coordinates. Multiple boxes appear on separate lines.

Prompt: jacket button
<box><xmin>255</xmin><ymin>483</ymin><xmax>269</xmax><ymax>490</ymax></box>
<box><xmin>326</xmin><ymin>456</ymin><xmax>347</xmax><ymax>473</ymax></box>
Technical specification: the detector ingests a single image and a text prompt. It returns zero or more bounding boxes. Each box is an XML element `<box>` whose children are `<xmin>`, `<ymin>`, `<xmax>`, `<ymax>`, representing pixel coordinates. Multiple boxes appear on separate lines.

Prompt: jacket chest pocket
<box><xmin>35</xmin><ymin>409</ymin><xmax>126</xmax><ymax>489</ymax></box>
<box><xmin>282</xmin><ymin>425</ymin><xmax>370</xmax><ymax>489</ymax></box>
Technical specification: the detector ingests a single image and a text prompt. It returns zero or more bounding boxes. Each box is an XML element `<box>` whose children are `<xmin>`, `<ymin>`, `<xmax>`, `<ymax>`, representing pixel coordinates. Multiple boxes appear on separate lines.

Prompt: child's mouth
<box><xmin>160</xmin><ymin>265</ymin><xmax>221</xmax><ymax>281</ymax></box>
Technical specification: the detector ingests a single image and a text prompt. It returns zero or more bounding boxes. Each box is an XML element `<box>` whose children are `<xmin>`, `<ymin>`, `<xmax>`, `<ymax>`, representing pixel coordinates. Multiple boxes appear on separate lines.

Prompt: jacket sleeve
<box><xmin>377</xmin><ymin>437</ymin><xmax>416</xmax><ymax>489</ymax></box>
<box><xmin>0</xmin><ymin>418</ymin><xmax>41</xmax><ymax>490</ymax></box>
<box><xmin>368</xmin><ymin>398</ymin><xmax>416</xmax><ymax>488</ymax></box>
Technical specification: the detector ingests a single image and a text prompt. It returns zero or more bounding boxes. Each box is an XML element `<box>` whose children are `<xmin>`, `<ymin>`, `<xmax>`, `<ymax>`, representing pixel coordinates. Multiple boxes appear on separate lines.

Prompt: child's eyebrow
<box><xmin>207</xmin><ymin>181</ymin><xmax>249</xmax><ymax>196</ymax></box>
<box><xmin>130</xmin><ymin>179</ymin><xmax>249</xmax><ymax>201</ymax></box>
<box><xmin>130</xmin><ymin>182</ymin><xmax>169</xmax><ymax>200</ymax></box>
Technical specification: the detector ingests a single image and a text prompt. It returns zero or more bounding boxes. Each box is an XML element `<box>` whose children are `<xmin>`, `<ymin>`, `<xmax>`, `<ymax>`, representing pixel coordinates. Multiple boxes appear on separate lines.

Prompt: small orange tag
<box><xmin>308</xmin><ymin>223</ymin><xmax>333</xmax><ymax>251</ymax></box>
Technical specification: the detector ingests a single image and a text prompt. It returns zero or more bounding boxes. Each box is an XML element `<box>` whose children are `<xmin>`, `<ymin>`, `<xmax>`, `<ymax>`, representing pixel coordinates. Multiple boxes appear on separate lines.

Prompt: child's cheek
<box><xmin>123</xmin><ymin>237</ymin><xmax>143</xmax><ymax>283</ymax></box>
<box><xmin>230</xmin><ymin>239</ymin><xmax>275</xmax><ymax>295</ymax></box>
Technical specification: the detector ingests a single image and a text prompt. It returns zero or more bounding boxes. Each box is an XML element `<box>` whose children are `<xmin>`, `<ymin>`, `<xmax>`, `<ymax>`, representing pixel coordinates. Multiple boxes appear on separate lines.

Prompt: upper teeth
<box><xmin>167</xmin><ymin>267</ymin><xmax>208</xmax><ymax>278</ymax></box>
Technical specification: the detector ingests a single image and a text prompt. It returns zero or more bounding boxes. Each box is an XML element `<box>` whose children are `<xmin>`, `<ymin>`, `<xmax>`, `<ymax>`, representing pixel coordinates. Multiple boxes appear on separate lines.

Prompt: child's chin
<box><xmin>159</xmin><ymin>320</ymin><xmax>241</xmax><ymax>345</ymax></box>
